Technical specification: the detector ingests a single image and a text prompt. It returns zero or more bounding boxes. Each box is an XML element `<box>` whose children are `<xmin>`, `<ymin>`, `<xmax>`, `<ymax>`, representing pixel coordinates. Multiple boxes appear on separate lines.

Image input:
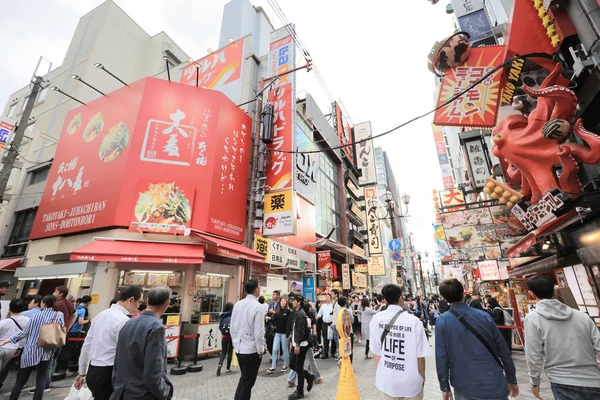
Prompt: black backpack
<box><xmin>221</xmin><ymin>315</ymin><xmax>231</xmax><ymax>336</ymax></box>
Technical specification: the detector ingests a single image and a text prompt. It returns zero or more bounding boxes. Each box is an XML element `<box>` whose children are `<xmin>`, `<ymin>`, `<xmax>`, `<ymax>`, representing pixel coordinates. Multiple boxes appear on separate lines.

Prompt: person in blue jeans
<box><xmin>435</xmin><ymin>279</ymin><xmax>519</xmax><ymax>400</ymax></box>
<box><xmin>524</xmin><ymin>275</ymin><xmax>600</xmax><ymax>400</ymax></box>
<box><xmin>267</xmin><ymin>297</ymin><xmax>291</xmax><ymax>373</ymax></box>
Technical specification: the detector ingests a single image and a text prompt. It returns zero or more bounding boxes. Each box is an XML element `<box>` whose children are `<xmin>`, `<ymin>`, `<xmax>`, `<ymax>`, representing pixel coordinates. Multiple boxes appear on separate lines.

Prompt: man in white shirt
<box><xmin>316</xmin><ymin>294</ymin><xmax>334</xmax><ymax>359</ymax></box>
<box><xmin>0</xmin><ymin>299</ymin><xmax>30</xmax><ymax>371</ymax></box>
<box><xmin>330</xmin><ymin>289</ymin><xmax>341</xmax><ymax>358</ymax></box>
<box><xmin>73</xmin><ymin>286</ymin><xmax>142</xmax><ymax>400</ymax></box>
<box><xmin>231</xmin><ymin>279</ymin><xmax>266</xmax><ymax>400</ymax></box>
<box><xmin>370</xmin><ymin>283</ymin><xmax>431</xmax><ymax>400</ymax></box>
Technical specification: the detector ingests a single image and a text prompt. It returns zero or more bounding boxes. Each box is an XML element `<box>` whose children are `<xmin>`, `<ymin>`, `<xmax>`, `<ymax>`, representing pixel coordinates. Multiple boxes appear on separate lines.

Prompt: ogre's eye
<box><xmin>494</xmin><ymin>134</ymin><xmax>503</xmax><ymax>141</ymax></box>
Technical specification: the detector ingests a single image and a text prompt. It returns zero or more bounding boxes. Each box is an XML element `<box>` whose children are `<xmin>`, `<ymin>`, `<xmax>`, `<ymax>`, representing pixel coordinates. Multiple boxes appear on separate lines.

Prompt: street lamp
<box><xmin>71</xmin><ymin>75</ymin><xmax>105</xmax><ymax>96</ymax></box>
<box><xmin>50</xmin><ymin>86</ymin><xmax>85</xmax><ymax>105</ymax></box>
<box><xmin>94</xmin><ymin>62</ymin><xmax>128</xmax><ymax>86</ymax></box>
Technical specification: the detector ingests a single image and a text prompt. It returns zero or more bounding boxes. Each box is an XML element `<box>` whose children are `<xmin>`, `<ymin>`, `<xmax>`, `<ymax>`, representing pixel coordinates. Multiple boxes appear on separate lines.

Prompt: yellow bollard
<box><xmin>335</xmin><ymin>308</ymin><xmax>361</xmax><ymax>399</ymax></box>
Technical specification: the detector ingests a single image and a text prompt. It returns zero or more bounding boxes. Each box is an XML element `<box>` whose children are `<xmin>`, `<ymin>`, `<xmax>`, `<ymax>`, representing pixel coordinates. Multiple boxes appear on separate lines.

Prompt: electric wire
<box><xmin>268</xmin><ymin>52</ymin><xmax>555</xmax><ymax>155</ymax></box>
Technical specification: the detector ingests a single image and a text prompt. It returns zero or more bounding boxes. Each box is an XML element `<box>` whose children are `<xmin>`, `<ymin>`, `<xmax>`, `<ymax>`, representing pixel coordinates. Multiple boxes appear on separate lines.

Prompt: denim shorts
<box><xmin>551</xmin><ymin>382</ymin><xmax>600</xmax><ymax>400</ymax></box>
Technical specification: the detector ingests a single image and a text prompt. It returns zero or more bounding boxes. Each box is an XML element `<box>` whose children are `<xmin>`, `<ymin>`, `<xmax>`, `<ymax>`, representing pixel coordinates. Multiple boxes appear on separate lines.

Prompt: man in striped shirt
<box><xmin>74</xmin><ymin>286</ymin><xmax>142</xmax><ymax>400</ymax></box>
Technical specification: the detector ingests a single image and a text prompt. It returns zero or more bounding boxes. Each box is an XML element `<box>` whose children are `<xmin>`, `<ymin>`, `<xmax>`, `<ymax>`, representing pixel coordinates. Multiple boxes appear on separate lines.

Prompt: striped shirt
<box><xmin>10</xmin><ymin>308</ymin><xmax>64</xmax><ymax>368</ymax></box>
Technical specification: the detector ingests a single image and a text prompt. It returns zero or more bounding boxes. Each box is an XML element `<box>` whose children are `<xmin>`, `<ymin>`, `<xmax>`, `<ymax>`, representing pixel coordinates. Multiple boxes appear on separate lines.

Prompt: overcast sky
<box><xmin>1</xmin><ymin>0</ymin><xmax>454</xmax><ymax>270</ymax></box>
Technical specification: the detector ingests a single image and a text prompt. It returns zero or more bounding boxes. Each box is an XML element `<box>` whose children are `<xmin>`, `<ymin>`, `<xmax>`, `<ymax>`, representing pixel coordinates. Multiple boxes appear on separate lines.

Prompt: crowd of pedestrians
<box><xmin>0</xmin><ymin>274</ymin><xmax>597</xmax><ymax>400</ymax></box>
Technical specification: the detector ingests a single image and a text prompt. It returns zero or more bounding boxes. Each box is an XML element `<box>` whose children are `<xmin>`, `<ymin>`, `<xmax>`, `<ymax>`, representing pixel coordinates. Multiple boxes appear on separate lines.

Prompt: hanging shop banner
<box><xmin>354</xmin><ymin>263</ymin><xmax>368</xmax><ymax>273</ymax></box>
<box><xmin>265</xmin><ymin>25</ymin><xmax>296</xmax><ymax>193</ymax></box>
<box><xmin>352</xmin><ymin>271</ymin><xmax>368</xmax><ymax>288</ymax></box>
<box><xmin>450</xmin><ymin>0</ymin><xmax>484</xmax><ymax>18</ymax></box>
<box><xmin>462</xmin><ymin>132</ymin><xmax>489</xmax><ymax>189</ymax></box>
<box><xmin>179</xmin><ymin>37</ymin><xmax>246</xmax><ymax>103</ymax></box>
<box><xmin>346</xmin><ymin>179</ymin><xmax>362</xmax><ymax>199</ymax></box>
<box><xmin>364</xmin><ymin>186</ymin><xmax>383</xmax><ymax>255</ymax></box>
<box><xmin>318</xmin><ymin>251</ymin><xmax>333</xmax><ymax>278</ymax></box>
<box><xmin>263</xmin><ymin>189</ymin><xmax>297</xmax><ymax>236</ymax></box>
<box><xmin>267</xmin><ymin>239</ymin><xmax>315</xmax><ymax>271</ymax></box>
<box><xmin>511</xmin><ymin>191</ymin><xmax>566</xmax><ymax>231</ymax></box>
<box><xmin>354</xmin><ymin>121</ymin><xmax>377</xmax><ymax>186</ymax></box>
<box><xmin>129</xmin><ymin>181</ymin><xmax>195</xmax><ymax>234</ymax></box>
<box><xmin>457</xmin><ymin>9</ymin><xmax>494</xmax><ymax>44</ymax></box>
<box><xmin>342</xmin><ymin>263</ymin><xmax>351</xmax><ymax>290</ymax></box>
<box><xmin>333</xmin><ymin>102</ymin><xmax>355</xmax><ymax>166</ymax></box>
<box><xmin>434</xmin><ymin>46</ymin><xmax>505</xmax><ymax>128</ymax></box>
<box><xmin>368</xmin><ymin>256</ymin><xmax>386</xmax><ymax>276</ymax></box>
<box><xmin>294</xmin><ymin>124</ymin><xmax>318</xmax><ymax>204</ymax></box>
<box><xmin>432</xmin><ymin>124</ymin><xmax>455</xmax><ymax>189</ymax></box>
<box><xmin>440</xmin><ymin>189</ymin><xmax>465</xmax><ymax>207</ymax></box>
<box><xmin>477</xmin><ymin>260</ymin><xmax>501</xmax><ymax>281</ymax></box>
<box><xmin>434</xmin><ymin>224</ymin><xmax>452</xmax><ymax>263</ymax></box>
<box><xmin>0</xmin><ymin>118</ymin><xmax>15</xmax><ymax>152</ymax></box>
<box><xmin>302</xmin><ymin>275</ymin><xmax>316</xmax><ymax>302</ymax></box>
<box><xmin>30</xmin><ymin>78</ymin><xmax>252</xmax><ymax>241</ymax></box>
<box><xmin>352</xmin><ymin>244</ymin><xmax>366</xmax><ymax>258</ymax></box>
<box><xmin>254</xmin><ymin>235</ymin><xmax>269</xmax><ymax>261</ymax></box>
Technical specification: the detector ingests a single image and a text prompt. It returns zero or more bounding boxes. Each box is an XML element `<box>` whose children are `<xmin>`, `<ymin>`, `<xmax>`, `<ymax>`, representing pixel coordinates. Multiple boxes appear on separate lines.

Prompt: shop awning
<box><xmin>302</xmin><ymin>237</ymin><xmax>367</xmax><ymax>260</ymax></box>
<box><xmin>14</xmin><ymin>262</ymin><xmax>95</xmax><ymax>280</ymax></box>
<box><xmin>0</xmin><ymin>258</ymin><xmax>22</xmax><ymax>271</ymax></box>
<box><xmin>190</xmin><ymin>232</ymin><xmax>265</xmax><ymax>262</ymax></box>
<box><xmin>508</xmin><ymin>253</ymin><xmax>581</xmax><ymax>278</ymax></box>
<box><xmin>70</xmin><ymin>240</ymin><xmax>205</xmax><ymax>264</ymax></box>
<box><xmin>507</xmin><ymin>210</ymin><xmax>580</xmax><ymax>258</ymax></box>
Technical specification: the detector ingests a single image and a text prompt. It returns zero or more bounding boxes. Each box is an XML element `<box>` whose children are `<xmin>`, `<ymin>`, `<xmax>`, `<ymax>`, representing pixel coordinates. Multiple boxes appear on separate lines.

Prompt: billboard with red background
<box><xmin>265</xmin><ymin>26</ymin><xmax>296</xmax><ymax>193</ymax></box>
<box><xmin>31</xmin><ymin>78</ymin><xmax>252</xmax><ymax>242</ymax></box>
<box><xmin>434</xmin><ymin>46</ymin><xmax>505</xmax><ymax>128</ymax></box>
<box><xmin>334</xmin><ymin>102</ymin><xmax>354</xmax><ymax>166</ymax></box>
<box><xmin>179</xmin><ymin>38</ymin><xmax>246</xmax><ymax>103</ymax></box>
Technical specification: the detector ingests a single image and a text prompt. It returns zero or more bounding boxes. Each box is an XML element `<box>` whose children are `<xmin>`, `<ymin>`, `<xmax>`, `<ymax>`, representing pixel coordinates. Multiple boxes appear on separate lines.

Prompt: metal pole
<box><xmin>0</xmin><ymin>76</ymin><xmax>44</xmax><ymax>203</ymax></box>
<box><xmin>244</xmin><ymin>78</ymin><xmax>265</xmax><ymax>249</ymax></box>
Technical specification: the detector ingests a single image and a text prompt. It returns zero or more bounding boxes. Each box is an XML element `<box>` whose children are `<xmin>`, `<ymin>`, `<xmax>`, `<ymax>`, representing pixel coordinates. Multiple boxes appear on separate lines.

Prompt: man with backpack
<box><xmin>436</xmin><ymin>279</ymin><xmax>518</xmax><ymax>400</ymax></box>
<box><xmin>217</xmin><ymin>302</ymin><xmax>234</xmax><ymax>377</ymax></box>
<box><xmin>488</xmin><ymin>297</ymin><xmax>514</xmax><ymax>352</ymax></box>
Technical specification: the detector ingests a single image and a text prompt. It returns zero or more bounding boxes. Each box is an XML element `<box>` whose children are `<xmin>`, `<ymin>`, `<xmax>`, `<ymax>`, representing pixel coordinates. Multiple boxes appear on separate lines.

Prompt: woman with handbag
<box><xmin>0</xmin><ymin>295</ymin><xmax>64</xmax><ymax>400</ymax></box>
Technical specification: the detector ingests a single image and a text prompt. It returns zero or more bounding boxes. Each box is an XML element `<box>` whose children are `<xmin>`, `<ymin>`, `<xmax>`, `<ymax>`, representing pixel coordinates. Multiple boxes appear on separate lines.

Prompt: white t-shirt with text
<box><xmin>369</xmin><ymin>305</ymin><xmax>432</xmax><ymax>398</ymax></box>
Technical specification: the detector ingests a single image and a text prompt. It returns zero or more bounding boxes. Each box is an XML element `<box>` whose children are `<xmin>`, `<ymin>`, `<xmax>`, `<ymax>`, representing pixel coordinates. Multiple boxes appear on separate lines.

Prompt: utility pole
<box><xmin>0</xmin><ymin>76</ymin><xmax>45</xmax><ymax>203</ymax></box>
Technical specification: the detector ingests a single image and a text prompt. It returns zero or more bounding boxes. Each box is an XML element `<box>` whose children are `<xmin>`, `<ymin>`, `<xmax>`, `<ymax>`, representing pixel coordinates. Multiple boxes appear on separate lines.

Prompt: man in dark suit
<box><xmin>111</xmin><ymin>286</ymin><xmax>173</xmax><ymax>400</ymax></box>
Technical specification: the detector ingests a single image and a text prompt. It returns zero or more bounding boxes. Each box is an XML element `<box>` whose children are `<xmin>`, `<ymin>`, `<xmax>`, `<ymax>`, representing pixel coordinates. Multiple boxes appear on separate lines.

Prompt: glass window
<box><xmin>37</xmin><ymin>87</ymin><xmax>49</xmax><ymax>103</ymax></box>
<box><xmin>315</xmin><ymin>146</ymin><xmax>340</xmax><ymax>242</ymax></box>
<box><xmin>28</xmin><ymin>166</ymin><xmax>50</xmax><ymax>185</ymax></box>
<box><xmin>3</xmin><ymin>208</ymin><xmax>37</xmax><ymax>257</ymax></box>
<box><xmin>7</xmin><ymin>103</ymin><xmax>16</xmax><ymax>118</ymax></box>
<box><xmin>21</xmin><ymin>96</ymin><xmax>30</xmax><ymax>112</ymax></box>
<box><xmin>26</xmin><ymin>123</ymin><xmax>35</xmax><ymax>132</ymax></box>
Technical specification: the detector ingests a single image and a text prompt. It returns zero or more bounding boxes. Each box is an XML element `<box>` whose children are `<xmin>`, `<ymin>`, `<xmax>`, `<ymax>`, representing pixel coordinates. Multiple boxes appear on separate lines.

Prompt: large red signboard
<box><xmin>434</xmin><ymin>46</ymin><xmax>505</xmax><ymax>128</ymax></box>
<box><xmin>31</xmin><ymin>78</ymin><xmax>252</xmax><ymax>241</ymax></box>
<box><xmin>334</xmin><ymin>102</ymin><xmax>354</xmax><ymax>166</ymax></box>
<box><xmin>179</xmin><ymin>38</ymin><xmax>245</xmax><ymax>102</ymax></box>
<box><xmin>265</xmin><ymin>26</ymin><xmax>296</xmax><ymax>193</ymax></box>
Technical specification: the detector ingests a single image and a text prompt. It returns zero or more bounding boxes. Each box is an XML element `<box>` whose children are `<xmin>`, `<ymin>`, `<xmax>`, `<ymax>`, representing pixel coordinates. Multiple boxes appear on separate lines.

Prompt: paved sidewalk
<box><xmin>0</xmin><ymin>339</ymin><xmax>553</xmax><ymax>399</ymax></box>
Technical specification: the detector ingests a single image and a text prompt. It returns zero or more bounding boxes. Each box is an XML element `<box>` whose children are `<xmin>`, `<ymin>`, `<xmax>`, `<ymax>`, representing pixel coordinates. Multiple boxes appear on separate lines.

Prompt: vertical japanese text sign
<box><xmin>265</xmin><ymin>25</ymin><xmax>297</xmax><ymax>193</ymax></box>
<box><xmin>364</xmin><ymin>186</ymin><xmax>383</xmax><ymax>255</ymax></box>
<box><xmin>354</xmin><ymin>121</ymin><xmax>377</xmax><ymax>186</ymax></box>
